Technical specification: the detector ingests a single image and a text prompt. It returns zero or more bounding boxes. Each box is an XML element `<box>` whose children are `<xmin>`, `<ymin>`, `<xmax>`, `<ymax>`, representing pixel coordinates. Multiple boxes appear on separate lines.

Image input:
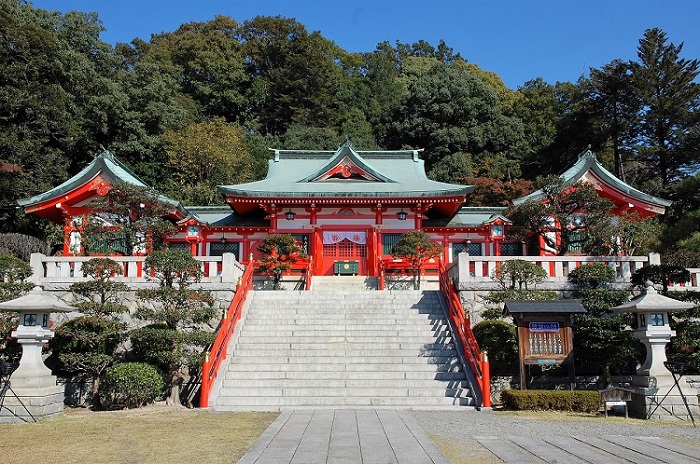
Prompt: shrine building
<box><xmin>19</xmin><ymin>141</ymin><xmax>671</xmax><ymax>278</ymax></box>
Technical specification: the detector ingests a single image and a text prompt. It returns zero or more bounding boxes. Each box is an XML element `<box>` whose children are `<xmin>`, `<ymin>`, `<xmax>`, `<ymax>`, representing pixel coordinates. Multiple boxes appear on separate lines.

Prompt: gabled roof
<box><xmin>423</xmin><ymin>207</ymin><xmax>509</xmax><ymax>228</ymax></box>
<box><xmin>220</xmin><ymin>142</ymin><xmax>473</xmax><ymax>200</ymax></box>
<box><xmin>219</xmin><ymin>142</ymin><xmax>474</xmax><ymax>216</ymax></box>
<box><xmin>19</xmin><ymin>149</ymin><xmax>186</xmax><ymax>221</ymax></box>
<box><xmin>512</xmin><ymin>150</ymin><xmax>671</xmax><ymax>215</ymax></box>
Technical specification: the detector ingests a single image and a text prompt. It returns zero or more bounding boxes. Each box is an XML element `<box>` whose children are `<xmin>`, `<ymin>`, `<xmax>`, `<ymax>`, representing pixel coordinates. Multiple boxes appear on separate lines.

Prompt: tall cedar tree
<box><xmin>631</xmin><ymin>28</ymin><xmax>700</xmax><ymax>188</ymax></box>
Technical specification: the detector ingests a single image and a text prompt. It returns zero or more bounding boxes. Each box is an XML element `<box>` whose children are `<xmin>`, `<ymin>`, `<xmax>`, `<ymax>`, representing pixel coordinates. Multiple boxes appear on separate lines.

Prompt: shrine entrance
<box><xmin>321</xmin><ymin>231</ymin><xmax>368</xmax><ymax>276</ymax></box>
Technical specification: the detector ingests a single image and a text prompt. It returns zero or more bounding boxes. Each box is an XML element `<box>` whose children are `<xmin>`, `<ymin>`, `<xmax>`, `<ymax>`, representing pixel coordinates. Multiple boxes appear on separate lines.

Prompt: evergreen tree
<box><xmin>631</xmin><ymin>28</ymin><xmax>700</xmax><ymax>188</ymax></box>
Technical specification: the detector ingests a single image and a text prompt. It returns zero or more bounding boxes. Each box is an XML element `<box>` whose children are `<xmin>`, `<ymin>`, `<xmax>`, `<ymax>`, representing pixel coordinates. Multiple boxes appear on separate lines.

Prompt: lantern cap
<box><xmin>0</xmin><ymin>286</ymin><xmax>75</xmax><ymax>313</ymax></box>
<box><xmin>613</xmin><ymin>284</ymin><xmax>695</xmax><ymax>314</ymax></box>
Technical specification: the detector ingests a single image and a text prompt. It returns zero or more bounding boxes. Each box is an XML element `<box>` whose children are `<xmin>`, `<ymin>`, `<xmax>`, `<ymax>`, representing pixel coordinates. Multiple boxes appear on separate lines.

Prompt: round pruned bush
<box><xmin>473</xmin><ymin>320</ymin><xmax>518</xmax><ymax>375</ymax></box>
<box><xmin>99</xmin><ymin>362</ymin><xmax>165</xmax><ymax>410</ymax></box>
<box><xmin>568</xmin><ymin>263</ymin><xmax>615</xmax><ymax>289</ymax></box>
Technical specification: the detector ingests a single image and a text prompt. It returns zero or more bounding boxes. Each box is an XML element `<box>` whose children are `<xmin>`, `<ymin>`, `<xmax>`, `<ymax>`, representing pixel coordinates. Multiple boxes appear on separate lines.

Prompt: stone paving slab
<box><xmin>237</xmin><ymin>410</ymin><xmax>449</xmax><ymax>464</ymax></box>
<box><xmin>476</xmin><ymin>434</ymin><xmax>700</xmax><ymax>463</ymax></box>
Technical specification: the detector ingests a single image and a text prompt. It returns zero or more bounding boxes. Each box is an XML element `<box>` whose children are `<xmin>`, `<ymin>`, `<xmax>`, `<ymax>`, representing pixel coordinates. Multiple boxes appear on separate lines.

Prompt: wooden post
<box><xmin>481</xmin><ymin>352</ymin><xmax>491</xmax><ymax>408</ymax></box>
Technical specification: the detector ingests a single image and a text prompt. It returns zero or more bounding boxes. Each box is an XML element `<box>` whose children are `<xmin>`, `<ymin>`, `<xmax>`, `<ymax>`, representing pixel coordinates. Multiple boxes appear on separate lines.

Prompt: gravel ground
<box><xmin>411</xmin><ymin>409</ymin><xmax>699</xmax><ymax>463</ymax></box>
<box><xmin>412</xmin><ymin>409</ymin><xmax>698</xmax><ymax>441</ymax></box>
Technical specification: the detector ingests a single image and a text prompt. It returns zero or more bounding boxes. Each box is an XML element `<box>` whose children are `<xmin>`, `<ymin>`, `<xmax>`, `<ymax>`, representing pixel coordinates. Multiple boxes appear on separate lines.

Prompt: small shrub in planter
<box><xmin>99</xmin><ymin>362</ymin><xmax>165</xmax><ymax>410</ymax></box>
<box><xmin>500</xmin><ymin>389</ymin><xmax>601</xmax><ymax>413</ymax></box>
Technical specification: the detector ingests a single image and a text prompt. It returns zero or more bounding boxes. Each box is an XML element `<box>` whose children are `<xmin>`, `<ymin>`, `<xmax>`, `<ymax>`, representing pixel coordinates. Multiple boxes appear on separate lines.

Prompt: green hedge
<box><xmin>99</xmin><ymin>362</ymin><xmax>165</xmax><ymax>410</ymax></box>
<box><xmin>501</xmin><ymin>389</ymin><xmax>601</xmax><ymax>413</ymax></box>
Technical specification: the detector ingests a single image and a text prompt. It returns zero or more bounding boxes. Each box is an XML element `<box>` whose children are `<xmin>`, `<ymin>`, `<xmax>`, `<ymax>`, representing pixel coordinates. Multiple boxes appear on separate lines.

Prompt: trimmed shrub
<box><xmin>501</xmin><ymin>389</ymin><xmax>601</xmax><ymax>413</ymax></box>
<box><xmin>568</xmin><ymin>263</ymin><xmax>615</xmax><ymax>289</ymax></box>
<box><xmin>473</xmin><ymin>320</ymin><xmax>518</xmax><ymax>375</ymax></box>
<box><xmin>99</xmin><ymin>362</ymin><xmax>165</xmax><ymax>409</ymax></box>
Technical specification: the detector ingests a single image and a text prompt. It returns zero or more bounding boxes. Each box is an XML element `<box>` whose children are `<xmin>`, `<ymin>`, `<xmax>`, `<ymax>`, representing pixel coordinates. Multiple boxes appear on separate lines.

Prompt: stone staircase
<box><xmin>209</xmin><ymin>288</ymin><xmax>475</xmax><ymax>410</ymax></box>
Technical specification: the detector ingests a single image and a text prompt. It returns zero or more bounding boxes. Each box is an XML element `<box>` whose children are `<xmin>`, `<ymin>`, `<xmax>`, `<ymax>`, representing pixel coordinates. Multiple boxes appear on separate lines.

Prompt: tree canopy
<box><xmin>0</xmin><ymin>1</ymin><xmax>697</xmax><ymax>257</ymax></box>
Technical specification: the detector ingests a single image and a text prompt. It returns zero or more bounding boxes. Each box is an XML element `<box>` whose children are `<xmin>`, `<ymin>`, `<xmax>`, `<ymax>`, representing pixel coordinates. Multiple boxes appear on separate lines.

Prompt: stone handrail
<box><xmin>29</xmin><ymin>253</ymin><xmax>244</xmax><ymax>285</ymax></box>
<box><xmin>453</xmin><ymin>253</ymin><xmax>700</xmax><ymax>291</ymax></box>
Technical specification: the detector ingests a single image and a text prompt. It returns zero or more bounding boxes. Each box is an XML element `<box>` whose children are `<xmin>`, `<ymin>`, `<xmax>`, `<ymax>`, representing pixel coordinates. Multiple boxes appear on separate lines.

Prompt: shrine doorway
<box><xmin>321</xmin><ymin>231</ymin><xmax>367</xmax><ymax>276</ymax></box>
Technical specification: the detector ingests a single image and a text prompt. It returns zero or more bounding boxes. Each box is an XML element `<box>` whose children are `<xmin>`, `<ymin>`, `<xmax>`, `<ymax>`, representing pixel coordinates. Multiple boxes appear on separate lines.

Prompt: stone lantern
<box><xmin>0</xmin><ymin>287</ymin><xmax>75</xmax><ymax>422</ymax></box>
<box><xmin>613</xmin><ymin>283</ymin><xmax>698</xmax><ymax>420</ymax></box>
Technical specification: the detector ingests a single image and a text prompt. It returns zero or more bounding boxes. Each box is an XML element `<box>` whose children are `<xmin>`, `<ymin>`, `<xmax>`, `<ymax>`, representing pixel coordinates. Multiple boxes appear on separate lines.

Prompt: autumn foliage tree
<box><xmin>257</xmin><ymin>234</ymin><xmax>306</xmax><ymax>290</ymax></box>
<box><xmin>390</xmin><ymin>231</ymin><xmax>442</xmax><ymax>289</ymax></box>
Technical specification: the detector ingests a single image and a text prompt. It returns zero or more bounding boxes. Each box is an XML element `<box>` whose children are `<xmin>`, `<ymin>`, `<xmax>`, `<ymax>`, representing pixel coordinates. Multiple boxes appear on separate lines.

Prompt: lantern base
<box><xmin>626</xmin><ymin>375</ymin><xmax>699</xmax><ymax>422</ymax></box>
<box><xmin>0</xmin><ymin>380</ymin><xmax>63</xmax><ymax>423</ymax></box>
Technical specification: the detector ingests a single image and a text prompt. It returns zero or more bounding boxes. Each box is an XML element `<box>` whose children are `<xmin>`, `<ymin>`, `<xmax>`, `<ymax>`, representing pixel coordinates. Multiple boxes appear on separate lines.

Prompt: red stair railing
<box><xmin>200</xmin><ymin>262</ymin><xmax>254</xmax><ymax>407</ymax></box>
<box><xmin>439</xmin><ymin>261</ymin><xmax>491</xmax><ymax>408</ymax></box>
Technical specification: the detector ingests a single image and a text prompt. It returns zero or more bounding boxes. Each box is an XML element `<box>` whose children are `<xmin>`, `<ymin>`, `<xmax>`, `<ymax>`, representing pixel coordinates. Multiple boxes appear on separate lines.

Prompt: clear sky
<box><xmin>30</xmin><ymin>0</ymin><xmax>700</xmax><ymax>89</ymax></box>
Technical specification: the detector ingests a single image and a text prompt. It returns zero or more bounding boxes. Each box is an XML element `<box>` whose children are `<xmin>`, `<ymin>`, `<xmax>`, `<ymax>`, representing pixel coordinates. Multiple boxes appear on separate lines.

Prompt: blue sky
<box><xmin>31</xmin><ymin>0</ymin><xmax>700</xmax><ymax>89</ymax></box>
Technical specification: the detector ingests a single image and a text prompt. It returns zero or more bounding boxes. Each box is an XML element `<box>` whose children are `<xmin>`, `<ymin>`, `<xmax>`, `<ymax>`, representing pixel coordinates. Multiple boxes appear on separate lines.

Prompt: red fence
<box><xmin>438</xmin><ymin>262</ymin><xmax>491</xmax><ymax>408</ymax></box>
<box><xmin>199</xmin><ymin>263</ymin><xmax>254</xmax><ymax>407</ymax></box>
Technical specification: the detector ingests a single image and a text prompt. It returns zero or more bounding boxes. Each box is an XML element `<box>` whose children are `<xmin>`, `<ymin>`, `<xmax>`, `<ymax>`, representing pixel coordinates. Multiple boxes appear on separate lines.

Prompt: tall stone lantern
<box><xmin>0</xmin><ymin>287</ymin><xmax>75</xmax><ymax>422</ymax></box>
<box><xmin>613</xmin><ymin>283</ymin><xmax>698</xmax><ymax>420</ymax></box>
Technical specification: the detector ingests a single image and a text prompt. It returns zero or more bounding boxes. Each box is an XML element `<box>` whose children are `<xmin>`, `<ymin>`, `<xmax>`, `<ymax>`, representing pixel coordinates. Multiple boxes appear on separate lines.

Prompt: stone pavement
<box><xmin>239</xmin><ymin>409</ymin><xmax>700</xmax><ymax>464</ymax></box>
<box><xmin>237</xmin><ymin>409</ymin><xmax>450</xmax><ymax>464</ymax></box>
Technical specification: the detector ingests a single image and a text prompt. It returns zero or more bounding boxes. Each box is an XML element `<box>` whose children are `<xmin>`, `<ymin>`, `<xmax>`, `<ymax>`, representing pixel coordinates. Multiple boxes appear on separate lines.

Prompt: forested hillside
<box><xmin>1</xmin><ymin>0</ymin><xmax>699</xmax><ymax>263</ymax></box>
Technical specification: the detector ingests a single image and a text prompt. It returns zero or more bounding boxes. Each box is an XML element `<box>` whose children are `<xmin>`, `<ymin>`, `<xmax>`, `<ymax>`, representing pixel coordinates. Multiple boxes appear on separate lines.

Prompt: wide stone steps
<box><xmin>210</xmin><ymin>289</ymin><xmax>474</xmax><ymax>410</ymax></box>
<box><xmin>223</xmin><ymin>370</ymin><xmax>466</xmax><ymax>381</ymax></box>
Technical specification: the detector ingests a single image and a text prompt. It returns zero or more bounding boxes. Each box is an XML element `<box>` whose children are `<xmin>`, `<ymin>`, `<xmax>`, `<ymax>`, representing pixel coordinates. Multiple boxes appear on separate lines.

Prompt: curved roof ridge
<box><xmin>299</xmin><ymin>144</ymin><xmax>395</xmax><ymax>183</ymax></box>
<box><xmin>513</xmin><ymin>149</ymin><xmax>671</xmax><ymax>208</ymax></box>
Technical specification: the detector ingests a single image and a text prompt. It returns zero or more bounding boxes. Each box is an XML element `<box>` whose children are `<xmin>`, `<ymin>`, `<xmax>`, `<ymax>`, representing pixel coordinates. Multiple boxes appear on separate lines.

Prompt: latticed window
<box><xmin>382</xmin><ymin>233</ymin><xmax>402</xmax><ymax>254</ymax></box>
<box><xmin>567</xmin><ymin>231</ymin><xmax>588</xmax><ymax>254</ymax></box>
<box><xmin>167</xmin><ymin>242</ymin><xmax>189</xmax><ymax>250</ymax></box>
<box><xmin>452</xmin><ymin>242</ymin><xmax>483</xmax><ymax>261</ymax></box>
<box><xmin>324</xmin><ymin>239</ymin><xmax>367</xmax><ymax>258</ymax></box>
<box><xmin>209</xmin><ymin>241</ymin><xmax>240</xmax><ymax>259</ymax></box>
<box><xmin>500</xmin><ymin>242</ymin><xmax>523</xmax><ymax>256</ymax></box>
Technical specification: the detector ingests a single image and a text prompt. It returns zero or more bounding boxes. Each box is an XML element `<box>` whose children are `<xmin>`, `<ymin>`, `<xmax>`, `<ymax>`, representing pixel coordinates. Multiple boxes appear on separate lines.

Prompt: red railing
<box><xmin>439</xmin><ymin>262</ymin><xmax>491</xmax><ymax>408</ymax></box>
<box><xmin>200</xmin><ymin>262</ymin><xmax>254</xmax><ymax>407</ymax></box>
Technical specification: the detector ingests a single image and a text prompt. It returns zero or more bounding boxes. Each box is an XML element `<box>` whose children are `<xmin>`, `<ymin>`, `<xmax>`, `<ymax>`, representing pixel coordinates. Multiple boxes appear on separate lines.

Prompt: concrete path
<box><xmin>237</xmin><ymin>409</ymin><xmax>450</xmax><ymax>464</ymax></box>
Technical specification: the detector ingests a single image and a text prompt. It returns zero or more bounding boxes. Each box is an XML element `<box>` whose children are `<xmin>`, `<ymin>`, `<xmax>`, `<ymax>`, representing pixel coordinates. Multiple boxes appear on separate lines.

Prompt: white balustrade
<box><xmin>29</xmin><ymin>253</ymin><xmax>242</xmax><ymax>285</ymax></box>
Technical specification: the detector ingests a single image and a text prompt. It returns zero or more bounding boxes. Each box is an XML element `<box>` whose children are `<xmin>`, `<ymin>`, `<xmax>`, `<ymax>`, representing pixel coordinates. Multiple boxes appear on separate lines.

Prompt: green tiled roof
<box><xmin>183</xmin><ymin>206</ymin><xmax>268</xmax><ymax>227</ymax></box>
<box><xmin>219</xmin><ymin>143</ymin><xmax>474</xmax><ymax>199</ymax></box>
<box><xmin>513</xmin><ymin>150</ymin><xmax>671</xmax><ymax>208</ymax></box>
<box><xmin>423</xmin><ymin>207</ymin><xmax>509</xmax><ymax>228</ymax></box>
<box><xmin>18</xmin><ymin>149</ymin><xmax>185</xmax><ymax>213</ymax></box>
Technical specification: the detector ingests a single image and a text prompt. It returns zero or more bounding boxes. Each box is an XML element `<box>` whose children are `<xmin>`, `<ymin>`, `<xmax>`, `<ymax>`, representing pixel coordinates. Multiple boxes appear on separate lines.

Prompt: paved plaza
<box><xmin>238</xmin><ymin>409</ymin><xmax>700</xmax><ymax>464</ymax></box>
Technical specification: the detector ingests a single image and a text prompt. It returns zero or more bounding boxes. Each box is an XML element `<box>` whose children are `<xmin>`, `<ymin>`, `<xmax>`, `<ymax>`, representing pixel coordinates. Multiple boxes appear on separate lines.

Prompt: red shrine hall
<box><xmin>19</xmin><ymin>141</ymin><xmax>671</xmax><ymax>277</ymax></box>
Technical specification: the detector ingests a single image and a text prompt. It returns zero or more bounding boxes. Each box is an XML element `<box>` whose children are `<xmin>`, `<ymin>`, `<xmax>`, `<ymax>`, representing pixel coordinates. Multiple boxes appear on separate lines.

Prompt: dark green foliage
<box><xmin>51</xmin><ymin>316</ymin><xmax>126</xmax><ymax>384</ymax></box>
<box><xmin>507</xmin><ymin>177</ymin><xmax>614</xmax><ymax>256</ymax></box>
<box><xmin>631</xmin><ymin>264</ymin><xmax>691</xmax><ymax>294</ymax></box>
<box><xmin>571</xmin><ymin>286</ymin><xmax>638</xmax><ymax>379</ymax></box>
<box><xmin>491</xmin><ymin>259</ymin><xmax>547</xmax><ymax>290</ymax></box>
<box><xmin>0</xmin><ymin>233</ymin><xmax>49</xmax><ymax>261</ymax></box>
<box><xmin>257</xmin><ymin>234</ymin><xmax>306</xmax><ymax>289</ymax></box>
<box><xmin>500</xmin><ymin>389</ymin><xmax>601</xmax><ymax>413</ymax></box>
<box><xmin>390</xmin><ymin>231</ymin><xmax>442</xmax><ymax>290</ymax></box>
<box><xmin>0</xmin><ymin>254</ymin><xmax>33</xmax><ymax>362</ymax></box>
<box><xmin>84</xmin><ymin>183</ymin><xmax>177</xmax><ymax>256</ymax></box>
<box><xmin>666</xmin><ymin>291</ymin><xmax>700</xmax><ymax>373</ymax></box>
<box><xmin>484</xmin><ymin>289</ymin><xmax>558</xmax><ymax>304</ymax></box>
<box><xmin>473</xmin><ymin>320</ymin><xmax>518</xmax><ymax>375</ymax></box>
<box><xmin>98</xmin><ymin>362</ymin><xmax>165</xmax><ymax>410</ymax></box>
<box><xmin>567</xmin><ymin>263</ymin><xmax>615</xmax><ymax>289</ymax></box>
<box><xmin>70</xmin><ymin>258</ymin><xmax>129</xmax><ymax>317</ymax></box>
<box><xmin>134</xmin><ymin>248</ymin><xmax>216</xmax><ymax>405</ymax></box>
